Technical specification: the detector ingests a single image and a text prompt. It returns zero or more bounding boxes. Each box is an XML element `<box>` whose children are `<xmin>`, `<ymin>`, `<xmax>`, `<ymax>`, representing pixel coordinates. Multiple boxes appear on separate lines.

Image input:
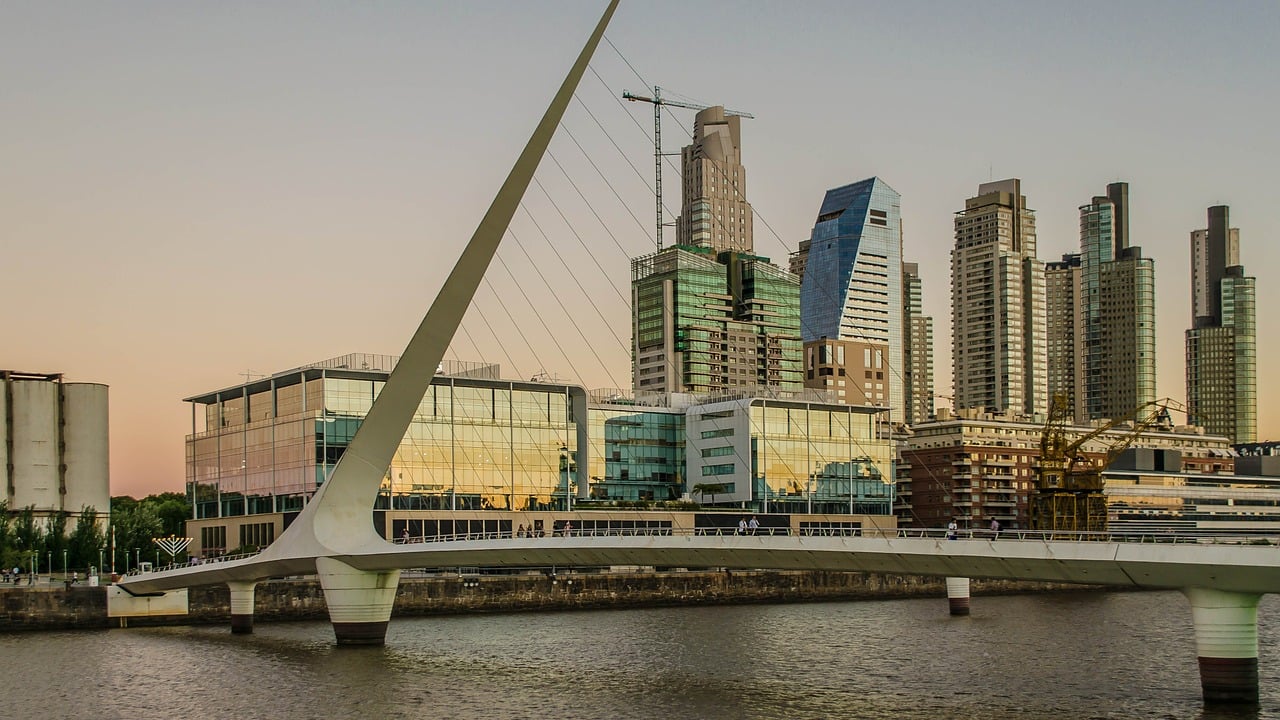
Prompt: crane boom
<box><xmin>1033</xmin><ymin>396</ymin><xmax>1188</xmax><ymax>534</ymax></box>
<box><xmin>621</xmin><ymin>86</ymin><xmax>753</xmax><ymax>251</ymax></box>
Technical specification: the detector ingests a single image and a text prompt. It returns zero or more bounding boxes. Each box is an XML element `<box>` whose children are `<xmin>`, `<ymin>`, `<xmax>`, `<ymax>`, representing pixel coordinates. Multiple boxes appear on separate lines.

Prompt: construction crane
<box><xmin>622</xmin><ymin>86</ymin><xmax>754</xmax><ymax>252</ymax></box>
<box><xmin>1032</xmin><ymin>395</ymin><xmax>1186</xmax><ymax>534</ymax></box>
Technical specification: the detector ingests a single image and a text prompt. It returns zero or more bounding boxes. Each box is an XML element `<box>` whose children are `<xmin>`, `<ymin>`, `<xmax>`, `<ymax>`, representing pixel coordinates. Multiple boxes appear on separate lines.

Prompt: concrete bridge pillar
<box><xmin>945</xmin><ymin>577</ymin><xmax>970</xmax><ymax>616</ymax></box>
<box><xmin>317</xmin><ymin>557</ymin><xmax>401</xmax><ymax>645</ymax></box>
<box><xmin>228</xmin><ymin>580</ymin><xmax>258</xmax><ymax>634</ymax></box>
<box><xmin>1183</xmin><ymin>587</ymin><xmax>1261</xmax><ymax>704</ymax></box>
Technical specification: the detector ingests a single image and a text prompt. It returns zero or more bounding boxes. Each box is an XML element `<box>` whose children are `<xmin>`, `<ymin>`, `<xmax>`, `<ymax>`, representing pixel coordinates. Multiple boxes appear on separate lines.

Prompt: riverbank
<box><xmin>0</xmin><ymin>570</ymin><xmax>1105</xmax><ymax>632</ymax></box>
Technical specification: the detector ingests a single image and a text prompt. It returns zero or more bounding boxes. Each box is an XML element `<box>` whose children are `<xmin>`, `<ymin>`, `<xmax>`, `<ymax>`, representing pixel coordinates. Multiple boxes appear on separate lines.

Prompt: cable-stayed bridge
<box><xmin>116</xmin><ymin>0</ymin><xmax>1276</xmax><ymax>707</ymax></box>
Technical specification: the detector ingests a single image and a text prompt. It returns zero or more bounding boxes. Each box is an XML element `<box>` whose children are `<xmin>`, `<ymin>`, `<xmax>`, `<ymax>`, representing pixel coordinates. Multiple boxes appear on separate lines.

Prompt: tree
<box><xmin>67</xmin><ymin>506</ymin><xmax>106</xmax><ymax>571</ymax></box>
<box><xmin>0</xmin><ymin>501</ymin><xmax>14</xmax><ymax>571</ymax></box>
<box><xmin>150</xmin><ymin>493</ymin><xmax>190</xmax><ymax>538</ymax></box>
<box><xmin>44</xmin><ymin>511</ymin><xmax>68</xmax><ymax>574</ymax></box>
<box><xmin>11</xmin><ymin>506</ymin><xmax>42</xmax><ymax>572</ymax></box>
<box><xmin>110</xmin><ymin>500</ymin><xmax>163</xmax><ymax>572</ymax></box>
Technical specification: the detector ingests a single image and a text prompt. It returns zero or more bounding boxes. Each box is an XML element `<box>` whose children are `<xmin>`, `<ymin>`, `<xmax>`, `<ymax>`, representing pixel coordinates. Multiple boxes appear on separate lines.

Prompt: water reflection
<box><xmin>3</xmin><ymin>591</ymin><xmax>1277</xmax><ymax>719</ymax></box>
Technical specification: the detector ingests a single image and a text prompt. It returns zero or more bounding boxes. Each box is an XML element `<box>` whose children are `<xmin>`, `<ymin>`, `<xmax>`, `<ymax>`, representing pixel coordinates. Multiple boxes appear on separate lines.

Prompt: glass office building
<box><xmin>587</xmin><ymin>404</ymin><xmax>685</xmax><ymax>502</ymax></box>
<box><xmin>186</xmin><ymin>355</ymin><xmax>589</xmax><ymax>520</ymax></box>
<box><xmin>686</xmin><ymin>396</ymin><xmax>893</xmax><ymax>515</ymax></box>
<box><xmin>185</xmin><ymin>355</ymin><xmax>894</xmax><ymax>555</ymax></box>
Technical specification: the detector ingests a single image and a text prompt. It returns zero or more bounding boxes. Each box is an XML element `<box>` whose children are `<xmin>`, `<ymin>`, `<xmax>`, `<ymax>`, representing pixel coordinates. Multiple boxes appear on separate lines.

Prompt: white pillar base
<box><xmin>317</xmin><ymin>557</ymin><xmax>401</xmax><ymax>645</ymax></box>
<box><xmin>945</xmin><ymin>577</ymin><xmax>970</xmax><ymax>616</ymax></box>
<box><xmin>1183</xmin><ymin>586</ymin><xmax>1260</xmax><ymax>704</ymax></box>
<box><xmin>228</xmin><ymin>581</ymin><xmax>257</xmax><ymax>634</ymax></box>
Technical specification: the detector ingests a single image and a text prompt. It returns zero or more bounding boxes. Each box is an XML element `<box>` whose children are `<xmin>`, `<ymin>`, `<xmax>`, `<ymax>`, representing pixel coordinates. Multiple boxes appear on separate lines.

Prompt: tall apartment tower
<box><xmin>1045</xmin><ymin>253</ymin><xmax>1083</xmax><ymax>420</ymax></box>
<box><xmin>1186</xmin><ymin>205</ymin><xmax>1257</xmax><ymax>443</ymax></box>
<box><xmin>1079</xmin><ymin>182</ymin><xmax>1156</xmax><ymax>421</ymax></box>
<box><xmin>951</xmin><ymin>179</ymin><xmax>1047</xmax><ymax>418</ymax></box>
<box><xmin>633</xmin><ymin>106</ymin><xmax>800</xmax><ymax>396</ymax></box>
<box><xmin>631</xmin><ymin>247</ymin><xmax>802</xmax><ymax>396</ymax></box>
<box><xmin>792</xmin><ymin>178</ymin><xmax>902</xmax><ymax>416</ymax></box>
<box><xmin>676</xmin><ymin>106</ymin><xmax>753</xmax><ymax>253</ymax></box>
<box><xmin>903</xmin><ymin>262</ymin><xmax>935</xmax><ymax>424</ymax></box>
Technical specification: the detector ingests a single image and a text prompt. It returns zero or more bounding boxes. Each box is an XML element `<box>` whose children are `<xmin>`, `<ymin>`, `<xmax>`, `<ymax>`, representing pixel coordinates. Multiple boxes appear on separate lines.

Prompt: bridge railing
<box><xmin>392</xmin><ymin>527</ymin><xmax>1280</xmax><ymax>545</ymax></box>
<box><xmin>124</xmin><ymin>528</ymin><xmax>1278</xmax><ymax>578</ymax></box>
<box><xmin>126</xmin><ymin>549</ymin><xmax>266</xmax><ymax>577</ymax></box>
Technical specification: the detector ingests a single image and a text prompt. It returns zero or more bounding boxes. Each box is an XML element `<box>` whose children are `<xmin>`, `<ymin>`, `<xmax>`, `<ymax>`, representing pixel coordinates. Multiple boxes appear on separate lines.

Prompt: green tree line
<box><xmin>0</xmin><ymin>492</ymin><xmax>191</xmax><ymax>575</ymax></box>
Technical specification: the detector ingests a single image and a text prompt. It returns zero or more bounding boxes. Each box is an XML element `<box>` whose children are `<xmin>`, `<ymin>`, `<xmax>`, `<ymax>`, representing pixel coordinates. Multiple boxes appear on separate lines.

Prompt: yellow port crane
<box><xmin>1032</xmin><ymin>395</ymin><xmax>1186</xmax><ymax>533</ymax></box>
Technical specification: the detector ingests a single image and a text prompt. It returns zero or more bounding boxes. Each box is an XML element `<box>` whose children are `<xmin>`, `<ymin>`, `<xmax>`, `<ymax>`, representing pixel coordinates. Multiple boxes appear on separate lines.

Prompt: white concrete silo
<box><xmin>62</xmin><ymin>382</ymin><xmax>111</xmax><ymax>518</ymax></box>
<box><xmin>10</xmin><ymin>379</ymin><xmax>61</xmax><ymax>510</ymax></box>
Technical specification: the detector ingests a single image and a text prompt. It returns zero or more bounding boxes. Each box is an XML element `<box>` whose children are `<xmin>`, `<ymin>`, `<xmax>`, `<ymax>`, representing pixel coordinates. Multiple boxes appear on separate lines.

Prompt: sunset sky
<box><xmin>4</xmin><ymin>1</ymin><xmax>1277</xmax><ymax>498</ymax></box>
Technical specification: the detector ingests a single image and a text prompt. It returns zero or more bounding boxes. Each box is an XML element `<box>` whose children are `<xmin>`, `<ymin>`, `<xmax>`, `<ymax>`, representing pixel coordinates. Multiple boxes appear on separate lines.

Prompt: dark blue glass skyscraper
<box><xmin>793</xmin><ymin>177</ymin><xmax>902</xmax><ymax>418</ymax></box>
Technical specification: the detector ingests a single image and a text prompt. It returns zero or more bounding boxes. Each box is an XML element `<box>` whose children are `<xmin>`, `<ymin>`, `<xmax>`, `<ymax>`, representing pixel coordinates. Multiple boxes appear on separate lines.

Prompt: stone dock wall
<box><xmin>0</xmin><ymin>571</ymin><xmax>1103</xmax><ymax>632</ymax></box>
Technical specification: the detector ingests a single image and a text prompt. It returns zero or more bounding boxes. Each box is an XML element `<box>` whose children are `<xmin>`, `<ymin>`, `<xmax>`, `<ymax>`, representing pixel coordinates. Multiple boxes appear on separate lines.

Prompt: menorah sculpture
<box><xmin>153</xmin><ymin>536</ymin><xmax>193</xmax><ymax>565</ymax></box>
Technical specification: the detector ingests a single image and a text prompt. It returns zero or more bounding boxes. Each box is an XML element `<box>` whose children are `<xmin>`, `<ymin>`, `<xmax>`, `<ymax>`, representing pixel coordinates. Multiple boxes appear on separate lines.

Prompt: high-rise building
<box><xmin>1186</xmin><ymin>206</ymin><xmax>1257</xmax><ymax>443</ymax></box>
<box><xmin>1078</xmin><ymin>182</ymin><xmax>1156</xmax><ymax>421</ymax></box>
<box><xmin>633</xmin><ymin>105</ymin><xmax>798</xmax><ymax>396</ymax></box>
<box><xmin>676</xmin><ymin>106</ymin><xmax>753</xmax><ymax>253</ymax></box>
<box><xmin>631</xmin><ymin>245</ymin><xmax>802</xmax><ymax>396</ymax></box>
<box><xmin>903</xmin><ymin>262</ymin><xmax>934</xmax><ymax>425</ymax></box>
<box><xmin>950</xmin><ymin>179</ymin><xmax>1047</xmax><ymax>418</ymax></box>
<box><xmin>792</xmin><ymin>177</ymin><xmax>903</xmax><ymax>418</ymax></box>
<box><xmin>1045</xmin><ymin>253</ymin><xmax>1083</xmax><ymax>420</ymax></box>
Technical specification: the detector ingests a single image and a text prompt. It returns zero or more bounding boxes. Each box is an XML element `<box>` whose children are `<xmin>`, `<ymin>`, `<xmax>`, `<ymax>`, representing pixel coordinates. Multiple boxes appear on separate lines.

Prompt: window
<box><xmin>701</xmin><ymin>428</ymin><xmax>734</xmax><ymax>439</ymax></box>
<box><xmin>701</xmin><ymin>446</ymin><xmax>735</xmax><ymax>458</ymax></box>
<box><xmin>702</xmin><ymin>463</ymin><xmax>735</xmax><ymax>476</ymax></box>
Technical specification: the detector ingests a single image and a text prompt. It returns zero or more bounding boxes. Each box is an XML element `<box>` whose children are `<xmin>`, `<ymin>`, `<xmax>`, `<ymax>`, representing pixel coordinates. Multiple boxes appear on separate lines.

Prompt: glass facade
<box><xmin>1106</xmin><ymin>469</ymin><xmax>1280</xmax><ymax>534</ymax></box>
<box><xmin>1079</xmin><ymin>185</ymin><xmax>1155</xmax><ymax>422</ymax></box>
<box><xmin>586</xmin><ymin>406</ymin><xmax>684</xmax><ymax>502</ymax></box>
<box><xmin>685</xmin><ymin>398</ymin><xmax>893</xmax><ymax>514</ymax></box>
<box><xmin>631</xmin><ymin>245</ymin><xmax>802</xmax><ymax>395</ymax></box>
<box><xmin>797</xmin><ymin>177</ymin><xmax>903</xmax><ymax>419</ymax></box>
<box><xmin>188</xmin><ymin>368</ymin><xmax>583</xmax><ymax>520</ymax></box>
<box><xmin>187</xmin><ymin>357</ymin><xmax>893</xmax><ymax>525</ymax></box>
<box><xmin>750</xmin><ymin>402</ymin><xmax>893</xmax><ymax>515</ymax></box>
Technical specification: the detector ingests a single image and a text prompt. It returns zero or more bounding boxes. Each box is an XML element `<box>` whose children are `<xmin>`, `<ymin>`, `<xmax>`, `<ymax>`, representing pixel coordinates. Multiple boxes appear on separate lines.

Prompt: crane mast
<box><xmin>622</xmin><ymin>86</ymin><xmax>753</xmax><ymax>252</ymax></box>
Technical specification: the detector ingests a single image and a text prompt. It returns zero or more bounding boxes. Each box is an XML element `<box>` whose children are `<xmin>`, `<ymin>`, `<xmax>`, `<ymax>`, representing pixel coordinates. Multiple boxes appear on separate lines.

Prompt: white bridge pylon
<box><xmin>125</xmin><ymin>0</ymin><xmax>618</xmax><ymax>642</ymax></box>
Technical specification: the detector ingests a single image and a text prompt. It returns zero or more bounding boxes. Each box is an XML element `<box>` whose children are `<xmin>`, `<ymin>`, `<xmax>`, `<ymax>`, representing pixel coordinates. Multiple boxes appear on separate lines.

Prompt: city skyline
<box><xmin>3</xmin><ymin>0</ymin><xmax>1277</xmax><ymax>496</ymax></box>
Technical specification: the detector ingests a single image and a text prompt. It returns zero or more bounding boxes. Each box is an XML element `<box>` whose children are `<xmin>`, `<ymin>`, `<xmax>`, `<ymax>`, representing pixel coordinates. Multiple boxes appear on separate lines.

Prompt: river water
<box><xmin>4</xmin><ymin>590</ymin><xmax>1278</xmax><ymax>719</ymax></box>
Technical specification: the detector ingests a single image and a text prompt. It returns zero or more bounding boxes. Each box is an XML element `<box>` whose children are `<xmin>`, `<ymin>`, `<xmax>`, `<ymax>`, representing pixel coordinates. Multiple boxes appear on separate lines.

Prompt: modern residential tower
<box><xmin>950</xmin><ymin>179</ymin><xmax>1047</xmax><ymax>418</ymax></box>
<box><xmin>1045</xmin><ymin>253</ymin><xmax>1083</xmax><ymax>419</ymax></box>
<box><xmin>1186</xmin><ymin>205</ymin><xmax>1257</xmax><ymax>443</ymax></box>
<box><xmin>792</xmin><ymin>177</ymin><xmax>903</xmax><ymax>417</ymax></box>
<box><xmin>633</xmin><ymin>106</ymin><xmax>800</xmax><ymax>396</ymax></box>
<box><xmin>903</xmin><ymin>262</ymin><xmax>934</xmax><ymax>425</ymax></box>
<box><xmin>676</xmin><ymin>106</ymin><xmax>753</xmax><ymax>253</ymax></box>
<box><xmin>1078</xmin><ymin>182</ymin><xmax>1156</xmax><ymax>421</ymax></box>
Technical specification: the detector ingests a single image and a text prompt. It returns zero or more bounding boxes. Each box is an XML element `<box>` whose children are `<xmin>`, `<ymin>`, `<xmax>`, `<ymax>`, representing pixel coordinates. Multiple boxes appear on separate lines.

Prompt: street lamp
<box><xmin>63</xmin><ymin>549</ymin><xmax>67</xmax><ymax>579</ymax></box>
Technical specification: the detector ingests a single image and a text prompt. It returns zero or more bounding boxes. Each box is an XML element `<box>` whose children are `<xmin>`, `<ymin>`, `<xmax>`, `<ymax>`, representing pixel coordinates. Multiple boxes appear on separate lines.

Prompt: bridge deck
<box><xmin>120</xmin><ymin>529</ymin><xmax>1280</xmax><ymax>597</ymax></box>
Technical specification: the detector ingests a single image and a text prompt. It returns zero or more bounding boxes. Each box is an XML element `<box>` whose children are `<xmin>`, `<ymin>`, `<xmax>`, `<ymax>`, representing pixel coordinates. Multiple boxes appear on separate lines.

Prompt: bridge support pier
<box><xmin>228</xmin><ymin>580</ymin><xmax>258</xmax><ymax>634</ymax></box>
<box><xmin>1184</xmin><ymin>587</ymin><xmax>1260</xmax><ymax>705</ymax></box>
<box><xmin>945</xmin><ymin>577</ymin><xmax>970</xmax><ymax>616</ymax></box>
<box><xmin>317</xmin><ymin>557</ymin><xmax>401</xmax><ymax>646</ymax></box>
